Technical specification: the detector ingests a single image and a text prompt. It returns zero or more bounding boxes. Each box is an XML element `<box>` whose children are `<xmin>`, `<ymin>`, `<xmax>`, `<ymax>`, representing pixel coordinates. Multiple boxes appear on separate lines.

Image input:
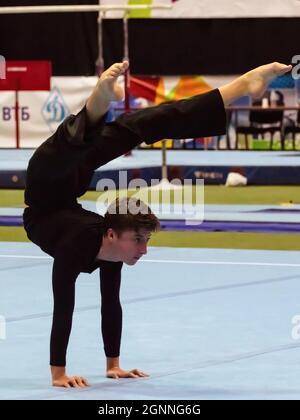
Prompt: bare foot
<box><xmin>243</xmin><ymin>62</ymin><xmax>292</xmax><ymax>99</ymax></box>
<box><xmin>97</xmin><ymin>61</ymin><xmax>129</xmax><ymax>102</ymax></box>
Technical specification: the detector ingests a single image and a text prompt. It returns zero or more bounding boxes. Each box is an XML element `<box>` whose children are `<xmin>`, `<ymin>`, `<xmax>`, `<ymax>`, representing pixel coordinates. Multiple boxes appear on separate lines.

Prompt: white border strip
<box><xmin>141</xmin><ymin>259</ymin><xmax>300</xmax><ymax>268</ymax></box>
<box><xmin>0</xmin><ymin>254</ymin><xmax>300</xmax><ymax>268</ymax></box>
<box><xmin>0</xmin><ymin>5</ymin><xmax>172</xmax><ymax>14</ymax></box>
<box><xmin>0</xmin><ymin>254</ymin><xmax>50</xmax><ymax>259</ymax></box>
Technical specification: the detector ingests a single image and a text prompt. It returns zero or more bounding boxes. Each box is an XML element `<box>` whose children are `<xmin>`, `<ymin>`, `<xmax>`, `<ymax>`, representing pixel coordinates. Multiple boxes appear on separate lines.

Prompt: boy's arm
<box><xmin>50</xmin><ymin>249</ymin><xmax>89</xmax><ymax>387</ymax></box>
<box><xmin>100</xmin><ymin>261</ymin><xmax>149</xmax><ymax>379</ymax></box>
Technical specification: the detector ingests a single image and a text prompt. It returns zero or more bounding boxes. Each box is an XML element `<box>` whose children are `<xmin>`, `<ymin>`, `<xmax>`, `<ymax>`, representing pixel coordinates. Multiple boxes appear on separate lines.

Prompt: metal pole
<box><xmin>15</xmin><ymin>87</ymin><xmax>20</xmax><ymax>149</ymax></box>
<box><xmin>95</xmin><ymin>7</ymin><xmax>105</xmax><ymax>75</ymax></box>
<box><xmin>0</xmin><ymin>5</ymin><xmax>172</xmax><ymax>14</ymax></box>
<box><xmin>123</xmin><ymin>11</ymin><xmax>130</xmax><ymax>113</ymax></box>
<box><xmin>123</xmin><ymin>11</ymin><xmax>132</xmax><ymax>156</ymax></box>
<box><xmin>161</xmin><ymin>140</ymin><xmax>168</xmax><ymax>180</ymax></box>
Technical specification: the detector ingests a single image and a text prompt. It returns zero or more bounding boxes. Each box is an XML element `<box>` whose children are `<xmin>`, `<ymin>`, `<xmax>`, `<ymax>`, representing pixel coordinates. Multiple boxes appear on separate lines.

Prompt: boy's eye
<box><xmin>135</xmin><ymin>236</ymin><xmax>150</xmax><ymax>243</ymax></box>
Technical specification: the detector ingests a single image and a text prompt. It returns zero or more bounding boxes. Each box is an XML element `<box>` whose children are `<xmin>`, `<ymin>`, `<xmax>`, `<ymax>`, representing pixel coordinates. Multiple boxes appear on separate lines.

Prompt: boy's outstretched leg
<box><xmin>110</xmin><ymin>61</ymin><xmax>292</xmax><ymax>148</ymax></box>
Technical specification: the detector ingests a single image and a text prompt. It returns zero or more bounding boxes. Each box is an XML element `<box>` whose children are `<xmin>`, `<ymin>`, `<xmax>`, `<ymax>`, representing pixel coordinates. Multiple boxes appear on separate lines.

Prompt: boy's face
<box><xmin>109</xmin><ymin>228</ymin><xmax>151</xmax><ymax>265</ymax></box>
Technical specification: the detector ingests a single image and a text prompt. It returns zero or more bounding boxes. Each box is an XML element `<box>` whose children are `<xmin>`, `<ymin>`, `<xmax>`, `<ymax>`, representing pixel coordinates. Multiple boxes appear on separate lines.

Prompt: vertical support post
<box><xmin>95</xmin><ymin>6</ymin><xmax>105</xmax><ymax>75</ymax></box>
<box><xmin>15</xmin><ymin>79</ymin><xmax>20</xmax><ymax>149</ymax></box>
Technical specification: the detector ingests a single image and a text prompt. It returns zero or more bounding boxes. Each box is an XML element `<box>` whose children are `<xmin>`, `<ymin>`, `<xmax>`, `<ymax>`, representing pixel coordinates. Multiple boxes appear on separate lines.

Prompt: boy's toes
<box><xmin>272</xmin><ymin>62</ymin><xmax>292</xmax><ymax>75</ymax></box>
<box><xmin>108</xmin><ymin>62</ymin><xmax>128</xmax><ymax>78</ymax></box>
<box><xmin>116</xmin><ymin>61</ymin><xmax>129</xmax><ymax>72</ymax></box>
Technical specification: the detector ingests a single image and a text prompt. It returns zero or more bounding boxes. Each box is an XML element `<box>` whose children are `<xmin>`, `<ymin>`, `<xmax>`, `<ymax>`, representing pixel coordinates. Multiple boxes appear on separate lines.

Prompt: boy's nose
<box><xmin>140</xmin><ymin>243</ymin><xmax>147</xmax><ymax>255</ymax></box>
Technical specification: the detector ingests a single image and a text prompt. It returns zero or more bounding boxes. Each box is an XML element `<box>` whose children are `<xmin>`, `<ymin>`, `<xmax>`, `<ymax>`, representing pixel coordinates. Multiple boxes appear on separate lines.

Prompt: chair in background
<box><xmin>235</xmin><ymin>92</ymin><xmax>284</xmax><ymax>150</ymax></box>
<box><xmin>283</xmin><ymin>109</ymin><xmax>300</xmax><ymax>150</ymax></box>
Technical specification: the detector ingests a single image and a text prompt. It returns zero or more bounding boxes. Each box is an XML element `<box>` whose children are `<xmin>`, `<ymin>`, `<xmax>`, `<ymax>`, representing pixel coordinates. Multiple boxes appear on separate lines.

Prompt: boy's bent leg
<box><xmin>27</xmin><ymin>62</ymin><xmax>130</xmax><ymax>183</ymax></box>
<box><xmin>86</xmin><ymin>61</ymin><xmax>129</xmax><ymax>126</ymax></box>
<box><xmin>27</xmin><ymin>106</ymin><xmax>107</xmax><ymax>184</ymax></box>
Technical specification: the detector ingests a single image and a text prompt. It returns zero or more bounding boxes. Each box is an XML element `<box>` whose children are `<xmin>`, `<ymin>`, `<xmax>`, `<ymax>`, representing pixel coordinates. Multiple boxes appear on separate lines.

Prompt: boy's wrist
<box><xmin>51</xmin><ymin>365</ymin><xmax>66</xmax><ymax>379</ymax></box>
<box><xmin>106</xmin><ymin>357</ymin><xmax>120</xmax><ymax>370</ymax></box>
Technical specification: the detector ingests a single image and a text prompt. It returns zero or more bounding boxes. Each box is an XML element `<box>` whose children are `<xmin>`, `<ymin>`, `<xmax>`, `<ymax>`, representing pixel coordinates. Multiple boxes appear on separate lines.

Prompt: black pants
<box><xmin>23</xmin><ymin>89</ymin><xmax>226</xmax><ymax>249</ymax></box>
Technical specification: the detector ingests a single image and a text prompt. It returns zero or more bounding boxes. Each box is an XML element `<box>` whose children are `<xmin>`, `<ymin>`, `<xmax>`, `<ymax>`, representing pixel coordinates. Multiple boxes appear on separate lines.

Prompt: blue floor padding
<box><xmin>1</xmin><ymin>244</ymin><xmax>300</xmax><ymax>399</ymax></box>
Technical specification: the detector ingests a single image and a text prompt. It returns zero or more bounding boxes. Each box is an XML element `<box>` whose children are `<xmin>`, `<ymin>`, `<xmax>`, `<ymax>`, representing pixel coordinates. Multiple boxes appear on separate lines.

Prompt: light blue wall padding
<box><xmin>1</xmin><ymin>149</ymin><xmax>300</xmax><ymax>171</ymax></box>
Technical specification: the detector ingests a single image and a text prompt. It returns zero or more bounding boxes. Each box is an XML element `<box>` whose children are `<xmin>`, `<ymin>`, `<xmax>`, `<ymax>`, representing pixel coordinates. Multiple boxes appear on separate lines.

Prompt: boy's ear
<box><xmin>107</xmin><ymin>228</ymin><xmax>118</xmax><ymax>240</ymax></box>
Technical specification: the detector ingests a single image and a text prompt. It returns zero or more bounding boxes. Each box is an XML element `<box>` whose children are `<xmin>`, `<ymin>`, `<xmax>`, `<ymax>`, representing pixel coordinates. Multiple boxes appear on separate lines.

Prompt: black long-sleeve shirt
<box><xmin>24</xmin><ymin>204</ymin><xmax>123</xmax><ymax>366</ymax></box>
<box><xmin>23</xmin><ymin>88</ymin><xmax>226</xmax><ymax>367</ymax></box>
<box><xmin>48</xmin><ymin>216</ymin><xmax>123</xmax><ymax>366</ymax></box>
<box><xmin>23</xmin><ymin>105</ymin><xmax>131</xmax><ymax>367</ymax></box>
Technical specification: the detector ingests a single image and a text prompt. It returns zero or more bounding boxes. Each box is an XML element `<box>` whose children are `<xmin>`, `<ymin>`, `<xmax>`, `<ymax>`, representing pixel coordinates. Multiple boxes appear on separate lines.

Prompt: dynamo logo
<box><xmin>42</xmin><ymin>87</ymin><xmax>69</xmax><ymax>132</ymax></box>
